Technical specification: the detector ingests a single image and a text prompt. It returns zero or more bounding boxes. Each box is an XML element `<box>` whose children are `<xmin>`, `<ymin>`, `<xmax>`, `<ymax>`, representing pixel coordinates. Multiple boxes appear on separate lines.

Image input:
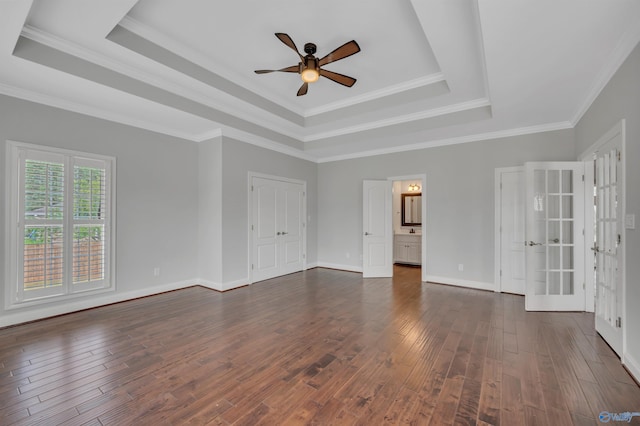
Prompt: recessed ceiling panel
<box><xmin>126</xmin><ymin>0</ymin><xmax>440</xmax><ymax>111</ymax></box>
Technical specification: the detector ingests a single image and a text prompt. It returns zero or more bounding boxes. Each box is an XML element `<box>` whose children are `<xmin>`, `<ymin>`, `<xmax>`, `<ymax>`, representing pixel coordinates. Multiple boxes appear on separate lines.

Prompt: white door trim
<box><xmin>247</xmin><ymin>172</ymin><xmax>307</xmax><ymax>284</ymax></box>
<box><xmin>388</xmin><ymin>174</ymin><xmax>427</xmax><ymax>282</ymax></box>
<box><xmin>494</xmin><ymin>166</ymin><xmax>524</xmax><ymax>293</ymax></box>
<box><xmin>578</xmin><ymin>120</ymin><xmax>626</xmax><ymax>354</ymax></box>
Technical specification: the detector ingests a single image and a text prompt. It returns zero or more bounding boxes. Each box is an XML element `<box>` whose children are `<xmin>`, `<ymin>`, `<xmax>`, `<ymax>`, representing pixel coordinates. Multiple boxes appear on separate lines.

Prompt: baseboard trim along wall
<box><xmin>0</xmin><ymin>279</ymin><xmax>199</xmax><ymax>328</ymax></box>
<box><xmin>424</xmin><ymin>275</ymin><xmax>495</xmax><ymax>292</ymax></box>
<box><xmin>623</xmin><ymin>352</ymin><xmax>640</xmax><ymax>383</ymax></box>
<box><xmin>315</xmin><ymin>262</ymin><xmax>363</xmax><ymax>273</ymax></box>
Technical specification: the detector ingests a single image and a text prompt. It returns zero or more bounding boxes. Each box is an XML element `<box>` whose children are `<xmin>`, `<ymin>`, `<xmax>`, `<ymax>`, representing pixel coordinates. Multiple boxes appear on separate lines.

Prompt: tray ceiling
<box><xmin>1</xmin><ymin>0</ymin><xmax>639</xmax><ymax>162</ymax></box>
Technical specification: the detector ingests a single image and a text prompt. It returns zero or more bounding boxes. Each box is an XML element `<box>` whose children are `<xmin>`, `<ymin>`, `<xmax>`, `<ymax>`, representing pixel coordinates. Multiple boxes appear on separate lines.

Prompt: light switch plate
<box><xmin>625</xmin><ymin>214</ymin><xmax>636</xmax><ymax>230</ymax></box>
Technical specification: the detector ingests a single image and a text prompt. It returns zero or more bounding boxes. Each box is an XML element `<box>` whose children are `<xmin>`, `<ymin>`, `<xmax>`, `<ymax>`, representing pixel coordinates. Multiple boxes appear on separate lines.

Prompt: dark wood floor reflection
<box><xmin>1</xmin><ymin>266</ymin><xmax>639</xmax><ymax>425</ymax></box>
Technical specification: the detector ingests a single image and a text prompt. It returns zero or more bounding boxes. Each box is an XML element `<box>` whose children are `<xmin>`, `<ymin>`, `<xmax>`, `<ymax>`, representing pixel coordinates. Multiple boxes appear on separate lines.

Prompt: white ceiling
<box><xmin>1</xmin><ymin>0</ymin><xmax>639</xmax><ymax>162</ymax></box>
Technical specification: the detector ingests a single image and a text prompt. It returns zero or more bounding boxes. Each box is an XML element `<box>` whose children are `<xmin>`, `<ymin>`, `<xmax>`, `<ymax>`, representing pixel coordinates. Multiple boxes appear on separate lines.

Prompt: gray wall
<box><xmin>198</xmin><ymin>136</ymin><xmax>223</xmax><ymax>285</ymax></box>
<box><xmin>317</xmin><ymin>130</ymin><xmax>576</xmax><ymax>285</ymax></box>
<box><xmin>0</xmin><ymin>95</ymin><xmax>200</xmax><ymax>325</ymax></box>
<box><xmin>575</xmin><ymin>41</ymin><xmax>640</xmax><ymax>374</ymax></box>
<box><xmin>220</xmin><ymin>138</ymin><xmax>318</xmax><ymax>284</ymax></box>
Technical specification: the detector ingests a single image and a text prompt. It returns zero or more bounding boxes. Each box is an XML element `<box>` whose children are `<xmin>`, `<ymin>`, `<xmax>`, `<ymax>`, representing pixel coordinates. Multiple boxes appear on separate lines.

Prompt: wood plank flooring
<box><xmin>1</xmin><ymin>265</ymin><xmax>639</xmax><ymax>425</ymax></box>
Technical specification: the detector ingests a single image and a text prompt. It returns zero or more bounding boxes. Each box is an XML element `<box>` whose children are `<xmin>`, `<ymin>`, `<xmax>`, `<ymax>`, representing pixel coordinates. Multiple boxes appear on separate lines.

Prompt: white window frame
<box><xmin>5</xmin><ymin>141</ymin><xmax>116</xmax><ymax>309</ymax></box>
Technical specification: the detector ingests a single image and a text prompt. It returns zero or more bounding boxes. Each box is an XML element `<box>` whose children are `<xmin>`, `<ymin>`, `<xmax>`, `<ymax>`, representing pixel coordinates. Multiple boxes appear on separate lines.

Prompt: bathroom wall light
<box><xmin>408</xmin><ymin>183</ymin><xmax>421</xmax><ymax>192</ymax></box>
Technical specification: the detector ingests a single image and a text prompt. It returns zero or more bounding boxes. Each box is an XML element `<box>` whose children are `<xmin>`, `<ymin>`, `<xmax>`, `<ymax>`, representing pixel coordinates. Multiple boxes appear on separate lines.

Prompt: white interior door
<box><xmin>498</xmin><ymin>168</ymin><xmax>526</xmax><ymax>294</ymax></box>
<box><xmin>594</xmin><ymin>135</ymin><xmax>623</xmax><ymax>355</ymax></box>
<box><xmin>363</xmin><ymin>180</ymin><xmax>392</xmax><ymax>277</ymax></box>
<box><xmin>279</xmin><ymin>181</ymin><xmax>304</xmax><ymax>276</ymax></box>
<box><xmin>524</xmin><ymin>162</ymin><xmax>585</xmax><ymax>311</ymax></box>
<box><xmin>251</xmin><ymin>176</ymin><xmax>304</xmax><ymax>282</ymax></box>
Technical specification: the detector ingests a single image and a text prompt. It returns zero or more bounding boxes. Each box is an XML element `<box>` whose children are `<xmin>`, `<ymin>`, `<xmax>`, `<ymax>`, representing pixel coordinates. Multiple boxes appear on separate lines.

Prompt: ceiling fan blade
<box><xmin>275</xmin><ymin>33</ymin><xmax>304</xmax><ymax>61</ymax></box>
<box><xmin>319</xmin><ymin>69</ymin><xmax>357</xmax><ymax>87</ymax></box>
<box><xmin>318</xmin><ymin>40</ymin><xmax>360</xmax><ymax>67</ymax></box>
<box><xmin>297</xmin><ymin>82</ymin><xmax>308</xmax><ymax>96</ymax></box>
<box><xmin>254</xmin><ymin>65</ymin><xmax>299</xmax><ymax>74</ymax></box>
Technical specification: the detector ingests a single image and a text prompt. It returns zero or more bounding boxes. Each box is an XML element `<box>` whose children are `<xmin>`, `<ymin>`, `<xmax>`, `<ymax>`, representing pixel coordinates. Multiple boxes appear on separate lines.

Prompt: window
<box><xmin>5</xmin><ymin>142</ymin><xmax>115</xmax><ymax>307</ymax></box>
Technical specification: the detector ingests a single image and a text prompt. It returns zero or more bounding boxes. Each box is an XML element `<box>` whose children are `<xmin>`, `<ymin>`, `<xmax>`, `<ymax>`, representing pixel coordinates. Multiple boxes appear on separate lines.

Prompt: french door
<box><xmin>251</xmin><ymin>176</ymin><xmax>305</xmax><ymax>283</ymax></box>
<box><xmin>362</xmin><ymin>180</ymin><xmax>392</xmax><ymax>277</ymax></box>
<box><xmin>524</xmin><ymin>162</ymin><xmax>585</xmax><ymax>311</ymax></box>
<box><xmin>593</xmin><ymin>134</ymin><xmax>623</xmax><ymax>355</ymax></box>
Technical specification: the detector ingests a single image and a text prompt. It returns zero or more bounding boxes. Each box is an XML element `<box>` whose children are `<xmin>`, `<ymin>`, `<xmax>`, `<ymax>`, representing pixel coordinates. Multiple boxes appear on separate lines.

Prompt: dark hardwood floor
<box><xmin>1</xmin><ymin>265</ymin><xmax>639</xmax><ymax>425</ymax></box>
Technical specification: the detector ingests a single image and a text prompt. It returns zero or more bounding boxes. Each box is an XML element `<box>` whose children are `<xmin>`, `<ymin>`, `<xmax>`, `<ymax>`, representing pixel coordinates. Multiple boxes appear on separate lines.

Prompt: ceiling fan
<box><xmin>255</xmin><ymin>33</ymin><xmax>360</xmax><ymax>96</ymax></box>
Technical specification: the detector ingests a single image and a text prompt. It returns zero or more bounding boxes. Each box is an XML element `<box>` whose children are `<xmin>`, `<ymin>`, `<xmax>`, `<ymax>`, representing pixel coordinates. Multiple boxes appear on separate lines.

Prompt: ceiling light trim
<box><xmin>304</xmin><ymin>98</ymin><xmax>491</xmax><ymax>142</ymax></box>
<box><xmin>316</xmin><ymin>121</ymin><xmax>574</xmax><ymax>163</ymax></box>
<box><xmin>303</xmin><ymin>73</ymin><xmax>446</xmax><ymax>117</ymax></box>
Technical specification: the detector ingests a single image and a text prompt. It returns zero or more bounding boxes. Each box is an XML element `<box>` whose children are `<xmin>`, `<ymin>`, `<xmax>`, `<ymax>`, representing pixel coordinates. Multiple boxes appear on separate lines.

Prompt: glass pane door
<box><xmin>525</xmin><ymin>162</ymin><xmax>585</xmax><ymax>311</ymax></box>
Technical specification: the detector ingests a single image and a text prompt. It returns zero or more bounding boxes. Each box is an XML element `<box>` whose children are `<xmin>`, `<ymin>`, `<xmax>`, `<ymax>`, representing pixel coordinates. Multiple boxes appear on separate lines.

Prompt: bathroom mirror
<box><xmin>401</xmin><ymin>193</ymin><xmax>422</xmax><ymax>226</ymax></box>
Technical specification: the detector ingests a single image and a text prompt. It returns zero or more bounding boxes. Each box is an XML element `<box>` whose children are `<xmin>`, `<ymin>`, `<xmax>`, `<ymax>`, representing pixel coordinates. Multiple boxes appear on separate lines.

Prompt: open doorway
<box><xmin>390</xmin><ymin>175</ymin><xmax>426</xmax><ymax>282</ymax></box>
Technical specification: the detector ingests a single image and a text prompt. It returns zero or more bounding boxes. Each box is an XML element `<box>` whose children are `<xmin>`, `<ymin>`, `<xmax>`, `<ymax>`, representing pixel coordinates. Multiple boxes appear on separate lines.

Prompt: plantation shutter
<box><xmin>13</xmin><ymin>145</ymin><xmax>113</xmax><ymax>304</ymax></box>
<box><xmin>20</xmin><ymin>150</ymin><xmax>67</xmax><ymax>300</ymax></box>
<box><xmin>72</xmin><ymin>158</ymin><xmax>109</xmax><ymax>289</ymax></box>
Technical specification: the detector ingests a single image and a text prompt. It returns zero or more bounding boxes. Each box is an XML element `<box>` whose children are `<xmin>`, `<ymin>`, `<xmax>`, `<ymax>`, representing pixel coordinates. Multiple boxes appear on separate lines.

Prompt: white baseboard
<box><xmin>425</xmin><ymin>275</ymin><xmax>495</xmax><ymax>292</ymax></box>
<box><xmin>197</xmin><ymin>277</ymin><xmax>248</xmax><ymax>292</ymax></box>
<box><xmin>0</xmin><ymin>279</ymin><xmax>198</xmax><ymax>328</ymax></box>
<box><xmin>315</xmin><ymin>262</ymin><xmax>363</xmax><ymax>273</ymax></box>
<box><xmin>305</xmin><ymin>262</ymin><xmax>319</xmax><ymax>269</ymax></box>
<box><xmin>623</xmin><ymin>351</ymin><xmax>640</xmax><ymax>383</ymax></box>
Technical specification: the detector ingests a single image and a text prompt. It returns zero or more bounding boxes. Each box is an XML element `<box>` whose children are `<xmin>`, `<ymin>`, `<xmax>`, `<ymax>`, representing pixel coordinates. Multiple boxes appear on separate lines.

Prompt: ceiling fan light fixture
<box><xmin>301</xmin><ymin>67</ymin><xmax>319</xmax><ymax>83</ymax></box>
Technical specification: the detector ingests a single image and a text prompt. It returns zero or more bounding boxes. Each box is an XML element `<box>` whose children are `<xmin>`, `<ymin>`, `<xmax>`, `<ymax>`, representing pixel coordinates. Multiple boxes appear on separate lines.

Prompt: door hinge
<box><xmin>251</xmin><ymin>185</ymin><xmax>254</xmax><ymax>191</ymax></box>
<box><xmin>500</xmin><ymin>270</ymin><xmax>502</xmax><ymax>277</ymax></box>
<box><xmin>251</xmin><ymin>224</ymin><xmax>254</xmax><ymax>231</ymax></box>
<box><xmin>618</xmin><ymin>234</ymin><xmax>621</xmax><ymax>245</ymax></box>
<box><xmin>618</xmin><ymin>151</ymin><xmax>621</xmax><ymax>162</ymax></box>
<box><xmin>582</xmin><ymin>174</ymin><xmax>585</xmax><ymax>182</ymax></box>
<box><xmin>251</xmin><ymin>264</ymin><xmax>254</xmax><ymax>270</ymax></box>
<box><xmin>616</xmin><ymin>317</ymin><xmax>622</xmax><ymax>328</ymax></box>
<box><xmin>583</xmin><ymin>282</ymin><xmax>586</xmax><ymax>289</ymax></box>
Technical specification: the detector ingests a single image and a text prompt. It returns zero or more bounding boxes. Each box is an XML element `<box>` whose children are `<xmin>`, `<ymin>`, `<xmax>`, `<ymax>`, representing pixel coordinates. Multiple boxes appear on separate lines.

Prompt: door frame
<box><xmin>247</xmin><ymin>172</ymin><xmax>307</xmax><ymax>284</ymax></box>
<box><xmin>578</xmin><ymin>120</ymin><xmax>626</xmax><ymax>348</ymax></box>
<box><xmin>387</xmin><ymin>174</ymin><xmax>427</xmax><ymax>282</ymax></box>
<box><xmin>494</xmin><ymin>166</ymin><xmax>524</xmax><ymax>293</ymax></box>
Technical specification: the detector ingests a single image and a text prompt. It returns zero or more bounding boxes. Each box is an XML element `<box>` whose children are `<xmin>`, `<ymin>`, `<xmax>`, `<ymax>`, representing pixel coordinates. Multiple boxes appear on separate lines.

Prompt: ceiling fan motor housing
<box><xmin>304</xmin><ymin>43</ymin><xmax>317</xmax><ymax>55</ymax></box>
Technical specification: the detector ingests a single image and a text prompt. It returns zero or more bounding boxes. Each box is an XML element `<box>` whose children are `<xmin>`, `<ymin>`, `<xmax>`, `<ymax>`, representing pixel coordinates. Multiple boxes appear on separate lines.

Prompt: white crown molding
<box><xmin>317</xmin><ymin>121</ymin><xmax>573</xmax><ymax>163</ymax></box>
<box><xmin>0</xmin><ymin>82</ymin><xmax>206</xmax><ymax>142</ymax></box>
<box><xmin>119</xmin><ymin>16</ymin><xmax>451</xmax><ymax>121</ymax></box>
<box><xmin>118</xmin><ymin>16</ymin><xmax>304</xmax><ymax>115</ymax></box>
<box><xmin>570</xmin><ymin>19</ymin><xmax>640</xmax><ymax>126</ymax></box>
<box><xmin>304</xmin><ymin>98</ymin><xmax>491</xmax><ymax>142</ymax></box>
<box><xmin>471</xmin><ymin>0</ymin><xmax>492</xmax><ymax>103</ymax></box>
<box><xmin>20</xmin><ymin>25</ymin><xmax>307</xmax><ymax>142</ymax></box>
<box><xmin>193</xmin><ymin>128</ymin><xmax>223</xmax><ymax>142</ymax></box>
<box><xmin>303</xmin><ymin>73</ymin><xmax>446</xmax><ymax>117</ymax></box>
<box><xmin>221</xmin><ymin>127</ymin><xmax>318</xmax><ymax>163</ymax></box>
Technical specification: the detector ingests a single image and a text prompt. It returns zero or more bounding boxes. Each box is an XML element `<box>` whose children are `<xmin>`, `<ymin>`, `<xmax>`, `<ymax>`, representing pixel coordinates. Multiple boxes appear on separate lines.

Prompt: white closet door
<box><xmin>251</xmin><ymin>177</ymin><xmax>304</xmax><ymax>283</ymax></box>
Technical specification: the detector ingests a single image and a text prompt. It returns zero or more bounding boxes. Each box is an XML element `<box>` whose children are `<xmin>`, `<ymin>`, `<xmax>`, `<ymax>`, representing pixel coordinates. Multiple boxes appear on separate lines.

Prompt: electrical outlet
<box><xmin>153</xmin><ymin>267</ymin><xmax>160</xmax><ymax>277</ymax></box>
<box><xmin>458</xmin><ymin>264</ymin><xmax>464</xmax><ymax>272</ymax></box>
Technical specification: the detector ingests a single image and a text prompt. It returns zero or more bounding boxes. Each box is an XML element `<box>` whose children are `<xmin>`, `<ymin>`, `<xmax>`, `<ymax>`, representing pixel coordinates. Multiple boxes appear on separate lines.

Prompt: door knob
<box><xmin>364</xmin><ymin>232</ymin><xmax>371</xmax><ymax>236</ymax></box>
<box><xmin>277</xmin><ymin>232</ymin><xmax>281</xmax><ymax>235</ymax></box>
<box><xmin>527</xmin><ymin>241</ymin><xmax>543</xmax><ymax>246</ymax></box>
<box><xmin>281</xmin><ymin>231</ymin><xmax>288</xmax><ymax>235</ymax></box>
